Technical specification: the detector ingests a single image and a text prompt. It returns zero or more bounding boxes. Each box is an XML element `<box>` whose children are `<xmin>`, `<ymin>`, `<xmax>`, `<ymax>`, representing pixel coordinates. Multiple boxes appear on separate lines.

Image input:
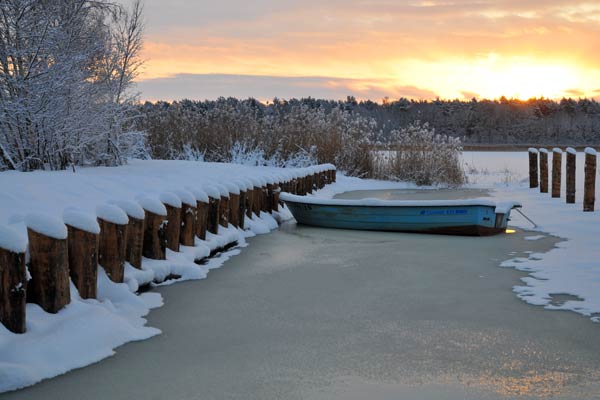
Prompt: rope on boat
<box><xmin>515</xmin><ymin>208</ymin><xmax>538</xmax><ymax>228</ymax></box>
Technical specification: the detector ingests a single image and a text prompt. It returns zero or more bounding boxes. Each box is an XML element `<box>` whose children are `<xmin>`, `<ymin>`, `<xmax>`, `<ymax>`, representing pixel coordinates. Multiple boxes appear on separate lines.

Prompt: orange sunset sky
<box><xmin>135</xmin><ymin>0</ymin><xmax>600</xmax><ymax>102</ymax></box>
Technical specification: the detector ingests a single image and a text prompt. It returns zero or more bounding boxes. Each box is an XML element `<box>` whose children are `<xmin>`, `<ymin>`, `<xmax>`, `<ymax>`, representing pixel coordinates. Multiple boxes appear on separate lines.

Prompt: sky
<box><xmin>135</xmin><ymin>0</ymin><xmax>600</xmax><ymax>102</ymax></box>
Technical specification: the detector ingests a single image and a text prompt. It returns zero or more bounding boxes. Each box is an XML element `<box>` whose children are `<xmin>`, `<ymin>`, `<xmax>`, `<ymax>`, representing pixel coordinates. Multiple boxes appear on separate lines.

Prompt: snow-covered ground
<box><xmin>0</xmin><ymin>160</ymin><xmax>307</xmax><ymax>393</ymax></box>
<box><xmin>314</xmin><ymin>151</ymin><xmax>600</xmax><ymax>324</ymax></box>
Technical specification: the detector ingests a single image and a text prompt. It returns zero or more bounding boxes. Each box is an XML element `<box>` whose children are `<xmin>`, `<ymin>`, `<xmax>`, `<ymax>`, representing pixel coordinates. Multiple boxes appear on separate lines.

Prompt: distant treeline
<box><xmin>136</xmin><ymin>96</ymin><xmax>600</xmax><ymax>157</ymax></box>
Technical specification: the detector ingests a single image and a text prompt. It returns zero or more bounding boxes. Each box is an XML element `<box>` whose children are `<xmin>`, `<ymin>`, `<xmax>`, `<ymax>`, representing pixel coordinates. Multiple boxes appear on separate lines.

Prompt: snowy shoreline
<box><xmin>0</xmin><ymin>160</ymin><xmax>306</xmax><ymax>393</ymax></box>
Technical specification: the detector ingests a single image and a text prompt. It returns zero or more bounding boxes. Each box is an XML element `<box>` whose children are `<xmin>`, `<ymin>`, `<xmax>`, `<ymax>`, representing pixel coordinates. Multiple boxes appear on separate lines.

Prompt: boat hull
<box><xmin>283</xmin><ymin>200</ymin><xmax>511</xmax><ymax>236</ymax></box>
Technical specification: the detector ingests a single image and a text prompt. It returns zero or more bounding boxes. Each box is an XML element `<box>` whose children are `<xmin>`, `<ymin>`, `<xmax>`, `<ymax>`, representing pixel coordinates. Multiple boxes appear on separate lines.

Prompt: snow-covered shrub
<box><xmin>0</xmin><ymin>0</ymin><xmax>144</xmax><ymax>171</ymax></box>
<box><xmin>382</xmin><ymin>122</ymin><xmax>465</xmax><ymax>186</ymax></box>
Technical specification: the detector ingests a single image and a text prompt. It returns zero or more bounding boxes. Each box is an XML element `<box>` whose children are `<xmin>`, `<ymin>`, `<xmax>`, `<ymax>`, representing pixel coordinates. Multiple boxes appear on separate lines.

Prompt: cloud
<box><xmin>135</xmin><ymin>73</ymin><xmax>437</xmax><ymax>102</ymax></box>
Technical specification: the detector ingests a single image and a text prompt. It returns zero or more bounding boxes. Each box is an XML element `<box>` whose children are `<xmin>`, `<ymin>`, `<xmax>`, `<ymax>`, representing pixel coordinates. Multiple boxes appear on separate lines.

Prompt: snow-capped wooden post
<box><xmin>552</xmin><ymin>148</ymin><xmax>562</xmax><ymax>198</ymax></box>
<box><xmin>26</xmin><ymin>214</ymin><xmax>70</xmax><ymax>313</ymax></box>
<box><xmin>112</xmin><ymin>201</ymin><xmax>145</xmax><ymax>270</ymax></box>
<box><xmin>219</xmin><ymin>189</ymin><xmax>230</xmax><ymax>228</ymax></box>
<box><xmin>63</xmin><ymin>211</ymin><xmax>99</xmax><ymax>299</ymax></box>
<box><xmin>528</xmin><ymin>148</ymin><xmax>538</xmax><ymax>188</ymax></box>
<box><xmin>271</xmin><ymin>184</ymin><xmax>280</xmax><ymax>212</ymax></box>
<box><xmin>160</xmin><ymin>192</ymin><xmax>182</xmax><ymax>252</ymax></box>
<box><xmin>97</xmin><ymin>205</ymin><xmax>129</xmax><ymax>283</ymax></box>
<box><xmin>174</xmin><ymin>190</ymin><xmax>197</xmax><ymax>247</ymax></box>
<box><xmin>566</xmin><ymin>148</ymin><xmax>576</xmax><ymax>204</ymax></box>
<box><xmin>245</xmin><ymin>186</ymin><xmax>255</xmax><ymax>219</ymax></box>
<box><xmin>539</xmin><ymin>148</ymin><xmax>549</xmax><ymax>193</ymax></box>
<box><xmin>189</xmin><ymin>188</ymin><xmax>209</xmax><ymax>241</ymax></box>
<box><xmin>139</xmin><ymin>197</ymin><xmax>168</xmax><ymax>260</ymax></box>
<box><xmin>229</xmin><ymin>193</ymin><xmax>240</xmax><ymax>228</ymax></box>
<box><xmin>207</xmin><ymin>194</ymin><xmax>220</xmax><ymax>234</ymax></box>
<box><xmin>266</xmin><ymin>182</ymin><xmax>275</xmax><ymax>213</ymax></box>
<box><xmin>0</xmin><ymin>225</ymin><xmax>27</xmax><ymax>333</ymax></box>
<box><xmin>584</xmin><ymin>147</ymin><xmax>597</xmax><ymax>212</ymax></box>
<box><xmin>332</xmin><ymin>168</ymin><xmax>337</xmax><ymax>183</ymax></box>
<box><xmin>238</xmin><ymin>184</ymin><xmax>247</xmax><ymax>229</ymax></box>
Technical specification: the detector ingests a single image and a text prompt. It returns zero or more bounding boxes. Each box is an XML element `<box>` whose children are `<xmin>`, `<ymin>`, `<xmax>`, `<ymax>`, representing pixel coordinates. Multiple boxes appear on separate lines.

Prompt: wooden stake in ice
<box><xmin>584</xmin><ymin>147</ymin><xmax>597</xmax><ymax>212</ymax></box>
<box><xmin>97</xmin><ymin>205</ymin><xmax>129</xmax><ymax>283</ymax></box>
<box><xmin>0</xmin><ymin>225</ymin><xmax>27</xmax><ymax>333</ymax></box>
<box><xmin>566</xmin><ymin>147</ymin><xmax>576</xmax><ymax>204</ymax></box>
<box><xmin>551</xmin><ymin>148</ymin><xmax>562</xmax><ymax>198</ymax></box>
<box><xmin>26</xmin><ymin>214</ymin><xmax>70</xmax><ymax>313</ymax></box>
<box><xmin>539</xmin><ymin>148</ymin><xmax>549</xmax><ymax>193</ymax></box>
<box><xmin>138</xmin><ymin>197</ymin><xmax>168</xmax><ymax>261</ymax></box>
<box><xmin>64</xmin><ymin>211</ymin><xmax>99</xmax><ymax>299</ymax></box>
<box><xmin>528</xmin><ymin>148</ymin><xmax>538</xmax><ymax>188</ymax></box>
<box><xmin>160</xmin><ymin>192</ymin><xmax>182</xmax><ymax>252</ymax></box>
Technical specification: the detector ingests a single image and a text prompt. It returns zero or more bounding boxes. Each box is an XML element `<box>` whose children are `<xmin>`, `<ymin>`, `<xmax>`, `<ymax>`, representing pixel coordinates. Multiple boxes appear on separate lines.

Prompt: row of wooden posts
<box><xmin>0</xmin><ymin>167</ymin><xmax>337</xmax><ymax>334</ymax></box>
<box><xmin>528</xmin><ymin>147</ymin><xmax>596</xmax><ymax>211</ymax></box>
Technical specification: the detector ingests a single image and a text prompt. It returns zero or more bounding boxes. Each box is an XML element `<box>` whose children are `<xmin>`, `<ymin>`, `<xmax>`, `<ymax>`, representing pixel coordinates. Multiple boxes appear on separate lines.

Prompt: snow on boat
<box><xmin>280</xmin><ymin>193</ymin><xmax>521</xmax><ymax>236</ymax></box>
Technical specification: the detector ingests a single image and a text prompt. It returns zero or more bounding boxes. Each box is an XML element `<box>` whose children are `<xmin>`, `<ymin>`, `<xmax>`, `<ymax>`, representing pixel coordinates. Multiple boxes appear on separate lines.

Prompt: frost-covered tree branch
<box><xmin>0</xmin><ymin>0</ymin><xmax>145</xmax><ymax>171</ymax></box>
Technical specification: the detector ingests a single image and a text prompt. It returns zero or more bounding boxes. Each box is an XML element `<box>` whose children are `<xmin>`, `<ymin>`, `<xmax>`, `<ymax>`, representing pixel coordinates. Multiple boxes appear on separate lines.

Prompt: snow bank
<box><xmin>584</xmin><ymin>147</ymin><xmax>597</xmax><ymax>156</ymax></box>
<box><xmin>0</xmin><ymin>160</ymin><xmax>315</xmax><ymax>393</ymax></box>
<box><xmin>110</xmin><ymin>200</ymin><xmax>145</xmax><ymax>220</ymax></box>
<box><xmin>186</xmin><ymin>187</ymin><xmax>209</xmax><ymax>203</ymax></box>
<box><xmin>63</xmin><ymin>209</ymin><xmax>100</xmax><ymax>234</ymax></box>
<box><xmin>0</xmin><ymin>224</ymin><xmax>27</xmax><ymax>253</ymax></box>
<box><xmin>566</xmin><ymin>147</ymin><xmax>577</xmax><ymax>155</ymax></box>
<box><xmin>173</xmin><ymin>189</ymin><xmax>196</xmax><ymax>207</ymax></box>
<box><xmin>137</xmin><ymin>196</ymin><xmax>167</xmax><ymax>216</ymax></box>
<box><xmin>25</xmin><ymin>213</ymin><xmax>68</xmax><ymax>240</ymax></box>
<box><xmin>159</xmin><ymin>192</ymin><xmax>182</xmax><ymax>208</ymax></box>
<box><xmin>96</xmin><ymin>204</ymin><xmax>129</xmax><ymax>225</ymax></box>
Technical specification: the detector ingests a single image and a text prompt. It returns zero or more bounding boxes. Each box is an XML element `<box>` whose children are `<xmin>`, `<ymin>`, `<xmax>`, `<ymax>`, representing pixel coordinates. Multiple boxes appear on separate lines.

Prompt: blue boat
<box><xmin>280</xmin><ymin>193</ymin><xmax>521</xmax><ymax>236</ymax></box>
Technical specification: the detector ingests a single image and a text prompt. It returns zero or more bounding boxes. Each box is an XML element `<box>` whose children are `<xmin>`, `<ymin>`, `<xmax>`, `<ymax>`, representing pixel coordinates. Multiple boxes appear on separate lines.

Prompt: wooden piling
<box><xmin>246</xmin><ymin>188</ymin><xmax>255</xmax><ymax>218</ymax></box>
<box><xmin>551</xmin><ymin>148</ymin><xmax>562</xmax><ymax>198</ymax></box>
<box><xmin>584</xmin><ymin>148</ymin><xmax>597</xmax><ymax>212</ymax></box>
<box><xmin>0</xmin><ymin>227</ymin><xmax>27</xmax><ymax>333</ymax></box>
<box><xmin>142</xmin><ymin>210</ymin><xmax>167</xmax><ymax>260</ymax></box>
<box><xmin>220</xmin><ymin>195</ymin><xmax>230</xmax><ymax>228</ymax></box>
<box><xmin>195</xmin><ymin>200</ymin><xmax>209</xmax><ymax>240</ymax></box>
<box><xmin>66</xmin><ymin>223</ymin><xmax>98</xmax><ymax>299</ymax></box>
<box><xmin>229</xmin><ymin>193</ymin><xmax>240</xmax><ymax>228</ymax></box>
<box><xmin>566</xmin><ymin>148</ymin><xmax>576</xmax><ymax>204</ymax></box>
<box><xmin>528</xmin><ymin>148</ymin><xmax>538</xmax><ymax>188</ymax></box>
<box><xmin>207</xmin><ymin>196</ymin><xmax>220</xmax><ymax>234</ymax></box>
<box><xmin>98</xmin><ymin>214</ymin><xmax>128</xmax><ymax>283</ymax></box>
<box><xmin>165</xmin><ymin>206</ymin><xmax>181</xmax><ymax>252</ymax></box>
<box><xmin>176</xmin><ymin>192</ymin><xmax>197</xmax><ymax>247</ymax></box>
<box><xmin>111</xmin><ymin>201</ymin><xmax>146</xmax><ymax>269</ymax></box>
<box><xmin>26</xmin><ymin>217</ymin><xmax>70</xmax><ymax>313</ymax></box>
<box><xmin>539</xmin><ymin>149</ymin><xmax>549</xmax><ymax>193</ymax></box>
<box><xmin>238</xmin><ymin>190</ymin><xmax>246</xmax><ymax>229</ymax></box>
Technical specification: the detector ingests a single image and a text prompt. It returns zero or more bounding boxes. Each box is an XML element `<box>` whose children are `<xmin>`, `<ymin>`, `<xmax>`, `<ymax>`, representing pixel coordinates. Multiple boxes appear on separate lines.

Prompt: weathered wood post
<box><xmin>224</xmin><ymin>183</ymin><xmax>240</xmax><ymax>228</ymax></box>
<box><xmin>566</xmin><ymin>148</ymin><xmax>576</xmax><ymax>204</ymax></box>
<box><xmin>552</xmin><ymin>148</ymin><xmax>562</xmax><ymax>198</ymax></box>
<box><xmin>97</xmin><ymin>205</ymin><xmax>129</xmax><ymax>283</ymax></box>
<box><xmin>271</xmin><ymin>183</ymin><xmax>280</xmax><ymax>212</ymax></box>
<box><xmin>253</xmin><ymin>182</ymin><xmax>263</xmax><ymax>216</ymax></box>
<box><xmin>63</xmin><ymin>210</ymin><xmax>99</xmax><ymax>299</ymax></box>
<box><xmin>584</xmin><ymin>147</ymin><xmax>597</xmax><ymax>212</ymax></box>
<box><xmin>160</xmin><ymin>192</ymin><xmax>182</xmax><ymax>252</ymax></box>
<box><xmin>174</xmin><ymin>190</ymin><xmax>197</xmax><ymax>247</ymax></box>
<box><xmin>0</xmin><ymin>225</ymin><xmax>27</xmax><ymax>333</ymax></box>
<box><xmin>332</xmin><ymin>167</ymin><xmax>337</xmax><ymax>183</ymax></box>
<box><xmin>528</xmin><ymin>148</ymin><xmax>539</xmax><ymax>188</ymax></box>
<box><xmin>112</xmin><ymin>201</ymin><xmax>145</xmax><ymax>270</ymax></box>
<box><xmin>188</xmin><ymin>188</ymin><xmax>209</xmax><ymax>241</ymax></box>
<box><xmin>236</xmin><ymin>181</ymin><xmax>248</xmax><ymax>229</ymax></box>
<box><xmin>139</xmin><ymin>197</ymin><xmax>168</xmax><ymax>260</ymax></box>
<box><xmin>205</xmin><ymin>186</ymin><xmax>221</xmax><ymax>235</ymax></box>
<box><xmin>245</xmin><ymin>185</ymin><xmax>255</xmax><ymax>219</ymax></box>
<box><xmin>539</xmin><ymin>148</ymin><xmax>549</xmax><ymax>193</ymax></box>
<box><xmin>26</xmin><ymin>214</ymin><xmax>70</xmax><ymax>313</ymax></box>
<box><xmin>217</xmin><ymin>186</ymin><xmax>230</xmax><ymax>228</ymax></box>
